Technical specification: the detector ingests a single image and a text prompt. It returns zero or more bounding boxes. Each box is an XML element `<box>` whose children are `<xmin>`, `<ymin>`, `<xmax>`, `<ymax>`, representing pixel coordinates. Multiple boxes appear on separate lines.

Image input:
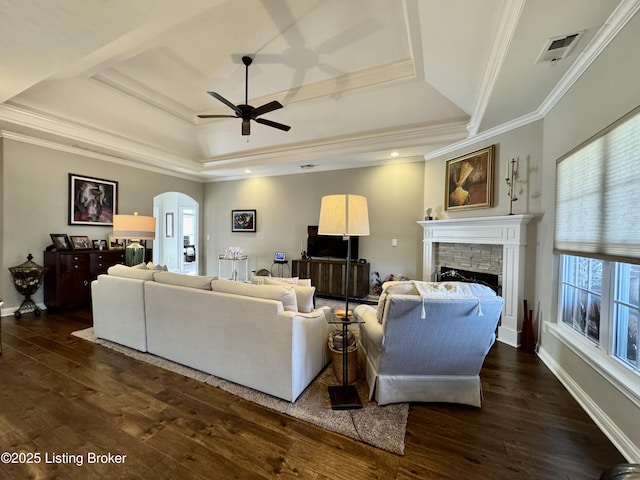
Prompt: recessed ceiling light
<box><xmin>390</xmin><ymin>151</ymin><xmax>399</xmax><ymax>158</ymax></box>
<box><xmin>244</xmin><ymin>169</ymin><xmax>252</xmax><ymax>173</ymax></box>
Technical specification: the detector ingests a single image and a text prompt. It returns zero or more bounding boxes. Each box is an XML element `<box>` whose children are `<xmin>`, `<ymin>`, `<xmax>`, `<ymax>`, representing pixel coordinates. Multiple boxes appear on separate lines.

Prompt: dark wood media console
<box><xmin>292</xmin><ymin>258</ymin><xmax>370</xmax><ymax>299</ymax></box>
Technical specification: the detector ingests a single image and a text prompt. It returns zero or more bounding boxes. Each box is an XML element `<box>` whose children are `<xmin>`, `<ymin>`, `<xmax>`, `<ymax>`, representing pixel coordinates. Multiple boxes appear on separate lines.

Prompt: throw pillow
<box><xmin>107</xmin><ymin>264</ymin><xmax>155</xmax><ymax>281</ymax></box>
<box><xmin>293</xmin><ymin>285</ymin><xmax>316</xmax><ymax>313</ymax></box>
<box><xmin>210</xmin><ymin>279</ymin><xmax>298</xmax><ymax>312</ymax></box>
<box><xmin>153</xmin><ymin>271</ymin><xmax>217</xmax><ymax>290</ymax></box>
<box><xmin>253</xmin><ymin>276</ymin><xmax>299</xmax><ymax>285</ymax></box>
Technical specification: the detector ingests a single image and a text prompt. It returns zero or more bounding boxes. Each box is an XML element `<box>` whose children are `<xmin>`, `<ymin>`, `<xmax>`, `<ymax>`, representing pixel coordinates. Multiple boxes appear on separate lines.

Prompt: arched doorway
<box><xmin>153</xmin><ymin>192</ymin><xmax>199</xmax><ymax>274</ymax></box>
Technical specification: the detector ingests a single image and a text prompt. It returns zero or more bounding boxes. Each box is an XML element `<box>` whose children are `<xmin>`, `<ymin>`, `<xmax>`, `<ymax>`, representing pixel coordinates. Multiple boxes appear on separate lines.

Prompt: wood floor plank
<box><xmin>0</xmin><ymin>309</ymin><xmax>626</xmax><ymax>479</ymax></box>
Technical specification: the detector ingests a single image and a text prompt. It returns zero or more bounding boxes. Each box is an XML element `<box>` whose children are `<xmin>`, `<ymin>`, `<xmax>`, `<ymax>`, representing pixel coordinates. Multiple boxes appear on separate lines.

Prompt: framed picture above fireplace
<box><xmin>445</xmin><ymin>145</ymin><xmax>495</xmax><ymax>211</ymax></box>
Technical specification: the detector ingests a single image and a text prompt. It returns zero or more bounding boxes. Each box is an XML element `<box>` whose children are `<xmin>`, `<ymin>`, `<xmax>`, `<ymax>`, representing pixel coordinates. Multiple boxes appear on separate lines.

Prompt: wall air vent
<box><xmin>536</xmin><ymin>31</ymin><xmax>584</xmax><ymax>63</ymax></box>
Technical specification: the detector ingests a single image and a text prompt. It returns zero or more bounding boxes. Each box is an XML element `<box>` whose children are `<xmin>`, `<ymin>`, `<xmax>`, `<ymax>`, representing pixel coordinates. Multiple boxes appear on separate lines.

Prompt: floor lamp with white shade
<box><xmin>318</xmin><ymin>194</ymin><xmax>370</xmax><ymax>409</ymax></box>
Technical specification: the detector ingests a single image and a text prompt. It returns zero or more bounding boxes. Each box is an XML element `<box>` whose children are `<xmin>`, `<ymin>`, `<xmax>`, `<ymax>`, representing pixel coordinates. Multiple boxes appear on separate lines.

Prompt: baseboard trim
<box><xmin>537</xmin><ymin>346</ymin><xmax>640</xmax><ymax>462</ymax></box>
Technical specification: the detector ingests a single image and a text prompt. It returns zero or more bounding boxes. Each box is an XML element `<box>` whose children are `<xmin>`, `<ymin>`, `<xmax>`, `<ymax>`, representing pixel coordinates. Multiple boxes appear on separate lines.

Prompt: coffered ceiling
<box><xmin>0</xmin><ymin>0</ymin><xmax>636</xmax><ymax>181</ymax></box>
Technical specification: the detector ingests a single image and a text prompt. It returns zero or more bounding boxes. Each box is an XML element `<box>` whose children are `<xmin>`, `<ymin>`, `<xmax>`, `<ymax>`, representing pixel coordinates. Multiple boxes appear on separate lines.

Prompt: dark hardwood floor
<box><xmin>0</xmin><ymin>308</ymin><xmax>625</xmax><ymax>479</ymax></box>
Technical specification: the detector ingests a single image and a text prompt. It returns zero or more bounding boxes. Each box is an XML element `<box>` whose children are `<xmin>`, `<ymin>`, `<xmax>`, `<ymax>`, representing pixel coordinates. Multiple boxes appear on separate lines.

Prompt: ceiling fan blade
<box><xmin>207</xmin><ymin>91</ymin><xmax>241</xmax><ymax>115</ymax></box>
<box><xmin>242</xmin><ymin>119</ymin><xmax>251</xmax><ymax>136</ymax></box>
<box><xmin>255</xmin><ymin>117</ymin><xmax>291</xmax><ymax>132</ymax></box>
<box><xmin>252</xmin><ymin>100</ymin><xmax>283</xmax><ymax>118</ymax></box>
<box><xmin>197</xmin><ymin>114</ymin><xmax>238</xmax><ymax>118</ymax></box>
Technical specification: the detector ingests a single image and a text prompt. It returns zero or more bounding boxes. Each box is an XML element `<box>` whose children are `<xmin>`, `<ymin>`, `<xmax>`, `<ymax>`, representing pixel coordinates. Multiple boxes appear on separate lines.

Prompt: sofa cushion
<box><xmin>293</xmin><ymin>285</ymin><xmax>316</xmax><ymax>313</ymax></box>
<box><xmin>253</xmin><ymin>275</ymin><xmax>299</xmax><ymax>285</ymax></box>
<box><xmin>210</xmin><ymin>279</ymin><xmax>298</xmax><ymax>312</ymax></box>
<box><xmin>107</xmin><ymin>264</ymin><xmax>156</xmax><ymax>281</ymax></box>
<box><xmin>377</xmin><ymin>281</ymin><xmax>497</xmax><ymax>323</ymax></box>
<box><xmin>260</xmin><ymin>277</ymin><xmax>315</xmax><ymax>312</ymax></box>
<box><xmin>153</xmin><ymin>271</ymin><xmax>217</xmax><ymax>290</ymax></box>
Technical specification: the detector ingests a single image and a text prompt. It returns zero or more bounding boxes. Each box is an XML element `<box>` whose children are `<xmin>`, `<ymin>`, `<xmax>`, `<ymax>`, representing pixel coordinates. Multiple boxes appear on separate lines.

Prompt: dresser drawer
<box><xmin>59</xmin><ymin>254</ymin><xmax>89</xmax><ymax>272</ymax></box>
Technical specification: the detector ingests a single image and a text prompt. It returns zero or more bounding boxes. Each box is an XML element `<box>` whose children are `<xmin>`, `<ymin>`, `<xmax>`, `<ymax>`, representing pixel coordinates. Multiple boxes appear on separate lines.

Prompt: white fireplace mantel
<box><xmin>418</xmin><ymin>214</ymin><xmax>534</xmax><ymax>347</ymax></box>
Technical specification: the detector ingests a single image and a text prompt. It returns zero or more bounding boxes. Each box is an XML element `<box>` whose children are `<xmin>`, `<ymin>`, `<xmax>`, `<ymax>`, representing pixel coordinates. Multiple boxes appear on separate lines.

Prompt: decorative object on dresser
<box><xmin>445</xmin><ymin>145</ymin><xmax>495</xmax><ymax>211</ymax></box>
<box><xmin>49</xmin><ymin>233</ymin><xmax>72</xmax><ymax>251</ymax></box>
<box><xmin>70</xmin><ymin>235</ymin><xmax>92</xmax><ymax>250</ymax></box>
<box><xmin>317</xmin><ymin>193</ymin><xmax>370</xmax><ymax>410</ymax></box>
<box><xmin>112</xmin><ymin>212</ymin><xmax>156</xmax><ymax>266</ymax></box>
<box><xmin>9</xmin><ymin>254</ymin><xmax>46</xmax><ymax>318</ymax></box>
<box><xmin>68</xmin><ymin>173</ymin><xmax>118</xmax><ymax>226</ymax></box>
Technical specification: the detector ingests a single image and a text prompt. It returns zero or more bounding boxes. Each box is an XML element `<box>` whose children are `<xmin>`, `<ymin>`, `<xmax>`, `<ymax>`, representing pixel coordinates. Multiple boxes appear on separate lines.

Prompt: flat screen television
<box><xmin>306</xmin><ymin>225</ymin><xmax>359</xmax><ymax>260</ymax></box>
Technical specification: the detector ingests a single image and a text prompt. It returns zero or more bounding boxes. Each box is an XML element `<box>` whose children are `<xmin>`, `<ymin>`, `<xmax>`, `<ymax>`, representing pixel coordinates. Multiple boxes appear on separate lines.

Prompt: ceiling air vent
<box><xmin>536</xmin><ymin>31</ymin><xmax>584</xmax><ymax>63</ymax></box>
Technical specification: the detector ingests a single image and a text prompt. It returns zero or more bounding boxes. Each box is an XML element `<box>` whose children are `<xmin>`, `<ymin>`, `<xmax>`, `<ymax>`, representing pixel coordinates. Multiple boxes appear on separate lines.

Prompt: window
<box><xmin>561</xmin><ymin>255</ymin><xmax>602</xmax><ymax>343</ymax></box>
<box><xmin>560</xmin><ymin>255</ymin><xmax>639</xmax><ymax>376</ymax></box>
<box><xmin>555</xmin><ymin>105</ymin><xmax>640</xmax><ymax>381</ymax></box>
<box><xmin>614</xmin><ymin>263</ymin><xmax>639</xmax><ymax>370</ymax></box>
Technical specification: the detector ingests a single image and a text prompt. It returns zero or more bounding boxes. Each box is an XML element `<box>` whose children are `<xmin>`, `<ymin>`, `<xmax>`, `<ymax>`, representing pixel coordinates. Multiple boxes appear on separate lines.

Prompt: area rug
<box><xmin>71</xmin><ymin>327</ymin><xmax>408</xmax><ymax>455</ymax></box>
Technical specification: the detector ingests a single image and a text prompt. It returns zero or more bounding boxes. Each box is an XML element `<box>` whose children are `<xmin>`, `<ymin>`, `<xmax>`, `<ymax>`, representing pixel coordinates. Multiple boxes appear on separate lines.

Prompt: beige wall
<box><xmin>0</xmin><ymin>139</ymin><xmax>204</xmax><ymax>310</ymax></box>
<box><xmin>423</xmin><ymin>121</ymin><xmax>543</xmax><ymax>221</ymax></box>
<box><xmin>536</xmin><ymin>11</ymin><xmax>640</xmax><ymax>458</ymax></box>
<box><xmin>203</xmin><ymin>161</ymin><xmax>425</xmax><ymax>286</ymax></box>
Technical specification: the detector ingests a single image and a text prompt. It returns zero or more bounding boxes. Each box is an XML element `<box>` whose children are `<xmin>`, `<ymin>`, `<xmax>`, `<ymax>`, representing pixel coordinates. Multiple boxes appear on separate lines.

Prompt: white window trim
<box><xmin>549</xmin><ymin>319</ymin><xmax>640</xmax><ymax>410</ymax></box>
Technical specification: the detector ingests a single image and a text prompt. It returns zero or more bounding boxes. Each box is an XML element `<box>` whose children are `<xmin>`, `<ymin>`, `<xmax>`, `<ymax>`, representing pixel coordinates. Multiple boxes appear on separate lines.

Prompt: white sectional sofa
<box><xmin>91</xmin><ymin>265</ymin><xmax>330</xmax><ymax>402</ymax></box>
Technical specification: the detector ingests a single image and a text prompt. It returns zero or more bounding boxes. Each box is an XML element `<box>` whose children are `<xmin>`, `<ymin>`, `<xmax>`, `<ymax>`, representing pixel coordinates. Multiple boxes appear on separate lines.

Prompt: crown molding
<box><xmin>202</xmin><ymin>119</ymin><xmax>468</xmax><ymax>171</ymax></box>
<box><xmin>0</xmin><ymin>130</ymin><xmax>203</xmax><ymax>182</ymax></box>
<box><xmin>466</xmin><ymin>0</ymin><xmax>526</xmax><ymax>136</ymax></box>
<box><xmin>92</xmin><ymin>70</ymin><xmax>196</xmax><ymax>122</ymax></box>
<box><xmin>429</xmin><ymin>0</ymin><xmax>640</xmax><ymax>162</ymax></box>
<box><xmin>0</xmin><ymin>104</ymin><xmax>203</xmax><ymax>180</ymax></box>
<box><xmin>196</xmin><ymin>59</ymin><xmax>416</xmax><ymax>117</ymax></box>
<box><xmin>538</xmin><ymin>0</ymin><xmax>640</xmax><ymax>116</ymax></box>
<box><xmin>424</xmin><ymin>110</ymin><xmax>542</xmax><ymax>161</ymax></box>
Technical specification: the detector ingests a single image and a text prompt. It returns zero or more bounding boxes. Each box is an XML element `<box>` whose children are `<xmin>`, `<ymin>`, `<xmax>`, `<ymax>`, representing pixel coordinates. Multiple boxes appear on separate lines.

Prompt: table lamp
<box><xmin>112</xmin><ymin>212</ymin><xmax>156</xmax><ymax>266</ymax></box>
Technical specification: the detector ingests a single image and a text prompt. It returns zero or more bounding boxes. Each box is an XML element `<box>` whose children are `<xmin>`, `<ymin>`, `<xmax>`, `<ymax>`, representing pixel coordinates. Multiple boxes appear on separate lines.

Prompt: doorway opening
<box><xmin>153</xmin><ymin>192</ymin><xmax>199</xmax><ymax>275</ymax></box>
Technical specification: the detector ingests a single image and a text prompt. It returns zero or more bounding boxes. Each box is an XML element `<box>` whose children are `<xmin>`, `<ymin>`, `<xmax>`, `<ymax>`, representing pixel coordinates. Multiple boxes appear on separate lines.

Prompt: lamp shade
<box><xmin>112</xmin><ymin>213</ymin><xmax>156</xmax><ymax>240</ymax></box>
<box><xmin>318</xmin><ymin>194</ymin><xmax>370</xmax><ymax>236</ymax></box>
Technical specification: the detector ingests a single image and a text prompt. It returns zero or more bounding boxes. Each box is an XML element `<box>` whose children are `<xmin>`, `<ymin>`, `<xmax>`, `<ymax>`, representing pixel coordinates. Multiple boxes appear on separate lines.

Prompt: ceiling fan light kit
<box><xmin>198</xmin><ymin>56</ymin><xmax>291</xmax><ymax>136</ymax></box>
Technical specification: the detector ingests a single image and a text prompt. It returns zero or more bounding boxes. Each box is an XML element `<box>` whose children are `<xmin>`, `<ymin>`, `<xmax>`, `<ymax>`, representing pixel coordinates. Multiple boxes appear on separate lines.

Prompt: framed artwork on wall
<box><xmin>232</xmin><ymin>209</ymin><xmax>256</xmax><ymax>232</ymax></box>
<box><xmin>445</xmin><ymin>145</ymin><xmax>495</xmax><ymax>211</ymax></box>
<box><xmin>69</xmin><ymin>173</ymin><xmax>118</xmax><ymax>226</ymax></box>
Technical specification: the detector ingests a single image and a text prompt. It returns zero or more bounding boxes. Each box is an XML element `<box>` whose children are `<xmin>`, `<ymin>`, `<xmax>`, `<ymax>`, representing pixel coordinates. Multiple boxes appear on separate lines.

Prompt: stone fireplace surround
<box><xmin>418</xmin><ymin>215</ymin><xmax>533</xmax><ymax>348</ymax></box>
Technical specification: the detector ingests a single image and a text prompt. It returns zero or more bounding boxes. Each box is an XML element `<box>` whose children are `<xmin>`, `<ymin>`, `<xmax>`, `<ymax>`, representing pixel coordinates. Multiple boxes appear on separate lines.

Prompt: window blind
<box><xmin>555</xmin><ymin>106</ymin><xmax>640</xmax><ymax>263</ymax></box>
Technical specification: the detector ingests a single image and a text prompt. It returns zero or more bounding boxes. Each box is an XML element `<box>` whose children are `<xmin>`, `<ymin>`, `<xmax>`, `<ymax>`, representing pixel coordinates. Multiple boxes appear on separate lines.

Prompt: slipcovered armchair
<box><xmin>354</xmin><ymin>281</ymin><xmax>504</xmax><ymax>407</ymax></box>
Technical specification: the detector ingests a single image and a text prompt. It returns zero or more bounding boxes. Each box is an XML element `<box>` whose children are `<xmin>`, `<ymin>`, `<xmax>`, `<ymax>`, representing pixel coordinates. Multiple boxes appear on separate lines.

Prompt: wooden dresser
<box><xmin>43</xmin><ymin>249</ymin><xmax>129</xmax><ymax>310</ymax></box>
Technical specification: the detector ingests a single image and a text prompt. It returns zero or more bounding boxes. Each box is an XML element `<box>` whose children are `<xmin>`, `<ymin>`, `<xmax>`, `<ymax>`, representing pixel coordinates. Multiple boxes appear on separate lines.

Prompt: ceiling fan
<box><xmin>198</xmin><ymin>56</ymin><xmax>291</xmax><ymax>136</ymax></box>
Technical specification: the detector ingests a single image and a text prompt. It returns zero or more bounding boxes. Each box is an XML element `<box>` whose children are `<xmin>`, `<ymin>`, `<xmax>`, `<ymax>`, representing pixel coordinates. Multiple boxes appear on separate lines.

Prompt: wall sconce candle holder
<box><xmin>505</xmin><ymin>158</ymin><xmax>518</xmax><ymax>215</ymax></box>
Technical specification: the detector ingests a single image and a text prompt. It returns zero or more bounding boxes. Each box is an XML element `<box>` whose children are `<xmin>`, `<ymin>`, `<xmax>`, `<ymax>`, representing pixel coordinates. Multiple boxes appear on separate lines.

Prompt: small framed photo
<box><xmin>108</xmin><ymin>234</ymin><xmax>125</xmax><ymax>250</ymax></box>
<box><xmin>232</xmin><ymin>209</ymin><xmax>256</xmax><ymax>232</ymax></box>
<box><xmin>70</xmin><ymin>235</ymin><xmax>92</xmax><ymax>250</ymax></box>
<box><xmin>445</xmin><ymin>145</ymin><xmax>495</xmax><ymax>211</ymax></box>
<box><xmin>50</xmin><ymin>233</ymin><xmax>72</xmax><ymax>251</ymax></box>
<box><xmin>69</xmin><ymin>173</ymin><xmax>118</xmax><ymax>226</ymax></box>
<box><xmin>92</xmin><ymin>239</ymin><xmax>107</xmax><ymax>250</ymax></box>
